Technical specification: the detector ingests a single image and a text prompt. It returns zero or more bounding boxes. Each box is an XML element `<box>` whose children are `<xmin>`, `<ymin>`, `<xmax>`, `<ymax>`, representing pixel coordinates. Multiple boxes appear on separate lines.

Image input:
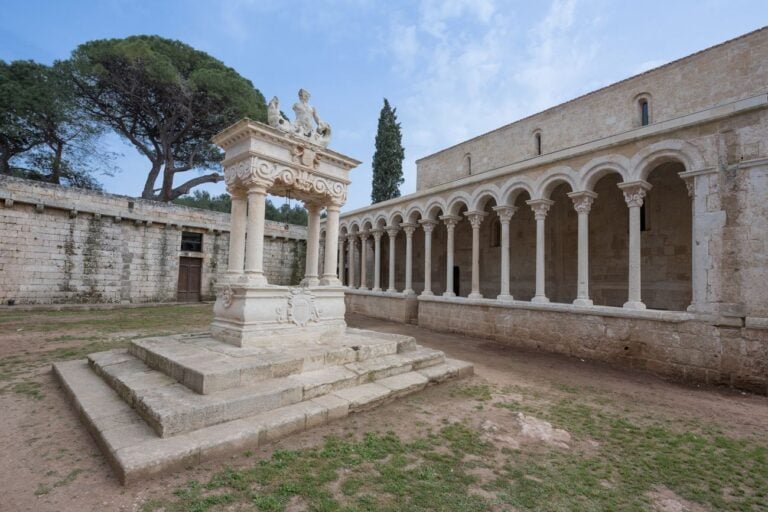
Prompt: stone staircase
<box><xmin>53</xmin><ymin>328</ymin><xmax>472</xmax><ymax>484</ymax></box>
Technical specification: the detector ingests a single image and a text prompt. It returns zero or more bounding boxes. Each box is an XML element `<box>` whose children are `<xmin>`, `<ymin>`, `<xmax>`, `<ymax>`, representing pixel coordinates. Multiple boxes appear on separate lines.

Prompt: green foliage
<box><xmin>69</xmin><ymin>35</ymin><xmax>267</xmax><ymax>201</ymax></box>
<box><xmin>371</xmin><ymin>98</ymin><xmax>405</xmax><ymax>204</ymax></box>
<box><xmin>173</xmin><ymin>190</ymin><xmax>232</xmax><ymax>213</ymax></box>
<box><xmin>173</xmin><ymin>191</ymin><xmax>308</xmax><ymax>226</ymax></box>
<box><xmin>0</xmin><ymin>60</ymin><xmax>111</xmax><ymax>188</ymax></box>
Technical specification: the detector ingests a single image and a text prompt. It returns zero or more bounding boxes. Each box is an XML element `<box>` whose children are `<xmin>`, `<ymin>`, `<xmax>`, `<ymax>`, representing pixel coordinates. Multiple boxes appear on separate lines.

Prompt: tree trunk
<box><xmin>50</xmin><ymin>142</ymin><xmax>64</xmax><ymax>185</ymax></box>
<box><xmin>160</xmin><ymin>156</ymin><xmax>175</xmax><ymax>202</ymax></box>
<box><xmin>141</xmin><ymin>161</ymin><xmax>163</xmax><ymax>199</ymax></box>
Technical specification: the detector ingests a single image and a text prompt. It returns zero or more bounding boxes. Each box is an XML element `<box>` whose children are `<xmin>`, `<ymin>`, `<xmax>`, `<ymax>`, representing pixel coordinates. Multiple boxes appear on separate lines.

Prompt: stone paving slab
<box><xmin>53</xmin><ymin>356</ymin><xmax>473</xmax><ymax>485</ymax></box>
<box><xmin>127</xmin><ymin>329</ymin><xmax>417</xmax><ymax>395</ymax></box>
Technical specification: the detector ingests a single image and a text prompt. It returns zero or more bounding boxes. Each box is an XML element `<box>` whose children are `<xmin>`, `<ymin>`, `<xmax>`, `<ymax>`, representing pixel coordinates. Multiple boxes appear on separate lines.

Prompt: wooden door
<box><xmin>177</xmin><ymin>257</ymin><xmax>202</xmax><ymax>302</ymax></box>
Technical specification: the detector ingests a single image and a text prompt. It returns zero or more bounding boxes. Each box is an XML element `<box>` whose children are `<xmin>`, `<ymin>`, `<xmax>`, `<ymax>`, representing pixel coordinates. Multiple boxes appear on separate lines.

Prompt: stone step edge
<box><xmin>89</xmin><ymin>348</ymin><xmax>447</xmax><ymax>438</ymax></box>
<box><xmin>53</xmin><ymin>358</ymin><xmax>473</xmax><ymax>485</ymax></box>
<box><xmin>128</xmin><ymin>331</ymin><xmax>419</xmax><ymax>395</ymax></box>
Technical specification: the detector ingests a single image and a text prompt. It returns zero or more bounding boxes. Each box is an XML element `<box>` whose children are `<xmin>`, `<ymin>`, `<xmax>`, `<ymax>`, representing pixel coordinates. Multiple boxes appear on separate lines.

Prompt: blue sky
<box><xmin>1</xmin><ymin>0</ymin><xmax>766</xmax><ymax>212</ymax></box>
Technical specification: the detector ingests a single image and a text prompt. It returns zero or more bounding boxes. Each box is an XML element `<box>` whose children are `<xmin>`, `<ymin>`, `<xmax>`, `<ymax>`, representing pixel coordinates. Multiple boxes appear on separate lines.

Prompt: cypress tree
<box><xmin>371</xmin><ymin>99</ymin><xmax>404</xmax><ymax>204</ymax></box>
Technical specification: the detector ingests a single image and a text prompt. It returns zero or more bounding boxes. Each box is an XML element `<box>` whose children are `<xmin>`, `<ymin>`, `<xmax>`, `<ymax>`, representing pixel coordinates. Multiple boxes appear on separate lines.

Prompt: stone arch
<box><xmin>630</xmin><ymin>139</ymin><xmax>706</xmax><ymax>181</ymax></box>
<box><xmin>469</xmin><ymin>185</ymin><xmax>501</xmax><ymax>212</ymax></box>
<box><xmin>423</xmin><ymin>199</ymin><xmax>446</xmax><ymax>220</ymax></box>
<box><xmin>348</xmin><ymin>221</ymin><xmax>360</xmax><ymax>234</ymax></box>
<box><xmin>373</xmin><ymin>213</ymin><xmax>388</xmax><ymax>229</ymax></box>
<box><xmin>405</xmin><ymin>204</ymin><xmax>424</xmax><ymax>224</ymax></box>
<box><xmin>578</xmin><ymin>155</ymin><xmax>631</xmax><ymax>191</ymax></box>
<box><xmin>361</xmin><ymin>218</ymin><xmax>374</xmax><ymax>231</ymax></box>
<box><xmin>499</xmin><ymin>181</ymin><xmax>534</xmax><ymax>207</ymax></box>
<box><xmin>446</xmin><ymin>192</ymin><xmax>472</xmax><ymax>216</ymax></box>
<box><xmin>387</xmin><ymin>210</ymin><xmax>405</xmax><ymax>227</ymax></box>
<box><xmin>534</xmin><ymin>166</ymin><xmax>577</xmax><ymax>199</ymax></box>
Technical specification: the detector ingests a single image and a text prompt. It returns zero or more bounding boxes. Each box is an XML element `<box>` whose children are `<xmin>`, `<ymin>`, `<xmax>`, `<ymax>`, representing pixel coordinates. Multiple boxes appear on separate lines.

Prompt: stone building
<box><xmin>0</xmin><ymin>176</ymin><xmax>307</xmax><ymax>305</ymax></box>
<box><xmin>328</xmin><ymin>28</ymin><xmax>768</xmax><ymax>393</ymax></box>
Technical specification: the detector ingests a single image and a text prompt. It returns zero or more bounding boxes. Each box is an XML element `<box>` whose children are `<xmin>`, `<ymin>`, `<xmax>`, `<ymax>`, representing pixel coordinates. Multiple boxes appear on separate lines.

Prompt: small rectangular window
<box><xmin>640</xmin><ymin>100</ymin><xmax>649</xmax><ymax>126</ymax></box>
<box><xmin>181</xmin><ymin>231</ymin><xmax>203</xmax><ymax>252</ymax></box>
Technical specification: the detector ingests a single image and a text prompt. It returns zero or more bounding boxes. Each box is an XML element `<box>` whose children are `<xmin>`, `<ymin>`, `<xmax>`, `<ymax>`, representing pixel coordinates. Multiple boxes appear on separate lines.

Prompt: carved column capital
<box><xmin>359</xmin><ymin>230</ymin><xmax>370</xmax><ymax>242</ymax></box>
<box><xmin>464</xmin><ymin>210</ymin><xmax>487</xmax><ymax>229</ymax></box>
<box><xmin>492</xmin><ymin>205</ymin><xmax>518</xmax><ymax>224</ymax></box>
<box><xmin>419</xmin><ymin>218</ymin><xmax>439</xmax><ymax>234</ymax></box>
<box><xmin>526</xmin><ymin>199</ymin><xmax>554</xmax><ymax>220</ymax></box>
<box><xmin>401</xmin><ymin>223</ymin><xmax>418</xmax><ymax>237</ymax></box>
<box><xmin>439</xmin><ymin>214</ymin><xmax>462</xmax><ymax>230</ymax></box>
<box><xmin>385</xmin><ymin>225</ymin><xmax>400</xmax><ymax>239</ymax></box>
<box><xmin>371</xmin><ymin>228</ymin><xmax>384</xmax><ymax>241</ymax></box>
<box><xmin>567</xmin><ymin>191</ymin><xmax>598</xmax><ymax>215</ymax></box>
<box><xmin>618</xmin><ymin>180</ymin><xmax>652</xmax><ymax>208</ymax></box>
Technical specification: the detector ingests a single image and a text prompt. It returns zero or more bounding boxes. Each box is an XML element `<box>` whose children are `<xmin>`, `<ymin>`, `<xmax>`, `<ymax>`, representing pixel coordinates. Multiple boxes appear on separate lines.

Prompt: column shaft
<box><xmin>359</xmin><ymin>234</ymin><xmax>369</xmax><ymax>290</ymax></box>
<box><xmin>227</xmin><ymin>193</ymin><xmax>247</xmax><ymax>274</ymax></box>
<box><xmin>245</xmin><ymin>186</ymin><xmax>267</xmax><ymax>284</ymax></box>
<box><xmin>347</xmin><ymin>236</ymin><xmax>356</xmax><ymax>288</ymax></box>
<box><xmin>568</xmin><ymin>192</ymin><xmax>596</xmax><ymax>306</ymax></box>
<box><xmin>527</xmin><ymin>200</ymin><xmax>553</xmax><ymax>303</ymax></box>
<box><xmin>372</xmin><ymin>230</ymin><xmax>383</xmax><ymax>291</ymax></box>
<box><xmin>619</xmin><ymin>181</ymin><xmax>651</xmax><ymax>309</ymax></box>
<box><xmin>402</xmin><ymin>224</ymin><xmax>417</xmax><ymax>296</ymax></box>
<box><xmin>303</xmin><ymin>203</ymin><xmax>321</xmax><ymax>285</ymax></box>
<box><xmin>386</xmin><ymin>227</ymin><xmax>399</xmax><ymax>292</ymax></box>
<box><xmin>419</xmin><ymin>220</ymin><xmax>437</xmax><ymax>296</ymax></box>
<box><xmin>320</xmin><ymin>205</ymin><xmax>341</xmax><ymax>286</ymax></box>
<box><xmin>493</xmin><ymin>206</ymin><xmax>516</xmax><ymax>300</ymax></box>
<box><xmin>441</xmin><ymin>216</ymin><xmax>460</xmax><ymax>297</ymax></box>
<box><xmin>465</xmin><ymin>211</ymin><xmax>486</xmax><ymax>299</ymax></box>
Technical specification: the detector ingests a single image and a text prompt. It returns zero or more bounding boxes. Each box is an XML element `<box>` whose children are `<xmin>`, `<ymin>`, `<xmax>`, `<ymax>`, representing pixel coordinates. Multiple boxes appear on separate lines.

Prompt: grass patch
<box><xmin>450</xmin><ymin>383</ymin><xmax>493</xmax><ymax>402</ymax></box>
<box><xmin>34</xmin><ymin>469</ymin><xmax>84</xmax><ymax>496</ymax></box>
<box><xmin>3</xmin><ymin>381</ymin><xmax>44</xmax><ymax>400</ymax></box>
<box><xmin>143</xmin><ymin>425</ymin><xmax>495</xmax><ymax>512</ymax></box>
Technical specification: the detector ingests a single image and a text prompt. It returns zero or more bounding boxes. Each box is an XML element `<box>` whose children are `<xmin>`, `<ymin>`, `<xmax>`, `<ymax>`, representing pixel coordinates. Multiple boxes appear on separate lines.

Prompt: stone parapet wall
<box><xmin>416</xmin><ymin>296</ymin><xmax>768</xmax><ymax>394</ymax></box>
<box><xmin>345</xmin><ymin>290</ymin><xmax>418</xmax><ymax>324</ymax></box>
<box><xmin>0</xmin><ymin>176</ymin><xmax>307</xmax><ymax>304</ymax></box>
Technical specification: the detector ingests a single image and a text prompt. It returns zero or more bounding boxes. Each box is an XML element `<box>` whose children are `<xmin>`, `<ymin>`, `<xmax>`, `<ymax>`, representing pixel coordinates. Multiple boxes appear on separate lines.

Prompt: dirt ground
<box><xmin>0</xmin><ymin>305</ymin><xmax>766</xmax><ymax>511</ymax></box>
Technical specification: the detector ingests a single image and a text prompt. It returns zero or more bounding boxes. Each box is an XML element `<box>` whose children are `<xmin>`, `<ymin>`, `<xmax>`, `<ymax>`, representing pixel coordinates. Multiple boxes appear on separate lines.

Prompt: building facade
<box><xmin>328</xmin><ymin>28</ymin><xmax>768</xmax><ymax>393</ymax></box>
<box><xmin>0</xmin><ymin>176</ymin><xmax>307</xmax><ymax>305</ymax></box>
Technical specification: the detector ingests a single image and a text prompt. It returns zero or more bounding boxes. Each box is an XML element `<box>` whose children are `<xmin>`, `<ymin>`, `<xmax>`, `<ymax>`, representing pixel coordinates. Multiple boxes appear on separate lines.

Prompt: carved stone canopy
<box><xmin>213</xmin><ymin>120</ymin><xmax>360</xmax><ymax>207</ymax></box>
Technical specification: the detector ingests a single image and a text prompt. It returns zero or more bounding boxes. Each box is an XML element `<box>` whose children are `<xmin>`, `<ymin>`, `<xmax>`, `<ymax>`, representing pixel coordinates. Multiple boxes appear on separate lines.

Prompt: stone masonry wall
<box><xmin>417</xmin><ymin>28</ymin><xmax>768</xmax><ymax>190</ymax></box>
<box><xmin>418</xmin><ymin>298</ymin><xmax>768</xmax><ymax>394</ymax></box>
<box><xmin>0</xmin><ymin>177</ymin><xmax>307</xmax><ymax>305</ymax></box>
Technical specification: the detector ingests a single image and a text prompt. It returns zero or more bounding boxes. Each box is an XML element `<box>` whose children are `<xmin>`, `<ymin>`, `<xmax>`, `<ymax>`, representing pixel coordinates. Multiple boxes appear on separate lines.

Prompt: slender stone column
<box><xmin>372</xmin><ymin>229</ymin><xmax>383</xmax><ymax>292</ymax></box>
<box><xmin>618</xmin><ymin>181</ymin><xmax>652</xmax><ymax>309</ymax></box>
<box><xmin>347</xmin><ymin>234</ymin><xmax>357</xmax><ymax>288</ymax></box>
<box><xmin>492</xmin><ymin>206</ymin><xmax>517</xmax><ymax>300</ymax></box>
<box><xmin>526</xmin><ymin>199</ymin><xmax>554</xmax><ymax>303</ymax></box>
<box><xmin>227</xmin><ymin>190</ymin><xmax>247</xmax><ymax>274</ymax></box>
<box><xmin>320</xmin><ymin>204</ymin><xmax>341</xmax><ymax>286</ymax></box>
<box><xmin>440</xmin><ymin>215</ymin><xmax>461</xmax><ymax>297</ymax></box>
<box><xmin>337</xmin><ymin>236</ymin><xmax>345</xmax><ymax>285</ymax></box>
<box><xmin>359</xmin><ymin>231</ymin><xmax>369</xmax><ymax>290</ymax></box>
<box><xmin>568</xmin><ymin>191</ymin><xmax>598</xmax><ymax>306</ymax></box>
<box><xmin>419</xmin><ymin>219</ymin><xmax>438</xmax><ymax>296</ymax></box>
<box><xmin>302</xmin><ymin>202</ymin><xmax>322</xmax><ymax>286</ymax></box>
<box><xmin>244</xmin><ymin>184</ymin><xmax>268</xmax><ymax>285</ymax></box>
<box><xmin>401</xmin><ymin>223</ymin><xmax>418</xmax><ymax>296</ymax></box>
<box><xmin>386</xmin><ymin>226</ymin><xmax>400</xmax><ymax>293</ymax></box>
<box><xmin>464</xmin><ymin>211</ymin><xmax>487</xmax><ymax>299</ymax></box>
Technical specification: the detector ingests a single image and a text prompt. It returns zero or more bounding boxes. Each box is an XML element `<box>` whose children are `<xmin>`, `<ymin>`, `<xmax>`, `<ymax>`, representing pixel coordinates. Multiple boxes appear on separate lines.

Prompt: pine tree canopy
<box><xmin>371</xmin><ymin>98</ymin><xmax>404</xmax><ymax>204</ymax></box>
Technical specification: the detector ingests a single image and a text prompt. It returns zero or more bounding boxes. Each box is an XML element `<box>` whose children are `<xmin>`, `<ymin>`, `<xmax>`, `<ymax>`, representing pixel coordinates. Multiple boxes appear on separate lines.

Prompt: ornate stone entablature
<box><xmin>214</xmin><ymin>119</ymin><xmax>359</xmax><ymax>207</ymax></box>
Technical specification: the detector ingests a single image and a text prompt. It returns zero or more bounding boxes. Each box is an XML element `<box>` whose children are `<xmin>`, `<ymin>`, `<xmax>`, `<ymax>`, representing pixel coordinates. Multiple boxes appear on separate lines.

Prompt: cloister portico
<box><xmin>322</xmin><ymin>28</ymin><xmax>768</xmax><ymax>393</ymax></box>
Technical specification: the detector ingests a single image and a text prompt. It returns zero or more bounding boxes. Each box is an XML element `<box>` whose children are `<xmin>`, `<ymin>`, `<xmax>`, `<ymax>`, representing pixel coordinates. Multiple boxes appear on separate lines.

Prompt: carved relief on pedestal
<box><xmin>276</xmin><ymin>288</ymin><xmax>321</xmax><ymax>327</ymax></box>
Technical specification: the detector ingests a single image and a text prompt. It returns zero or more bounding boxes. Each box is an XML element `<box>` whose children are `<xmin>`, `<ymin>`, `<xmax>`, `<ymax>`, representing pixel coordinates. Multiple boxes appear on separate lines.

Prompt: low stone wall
<box><xmin>0</xmin><ymin>176</ymin><xmax>306</xmax><ymax>305</ymax></box>
<box><xmin>345</xmin><ymin>290</ymin><xmax>418</xmax><ymax>324</ymax></box>
<box><xmin>417</xmin><ymin>296</ymin><xmax>768</xmax><ymax>394</ymax></box>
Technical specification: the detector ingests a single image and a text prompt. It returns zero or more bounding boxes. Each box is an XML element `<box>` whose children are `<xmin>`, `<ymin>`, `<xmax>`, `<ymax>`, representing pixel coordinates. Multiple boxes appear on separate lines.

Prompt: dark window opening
<box><xmin>453</xmin><ymin>266</ymin><xmax>460</xmax><ymax>296</ymax></box>
<box><xmin>640</xmin><ymin>99</ymin><xmax>649</xmax><ymax>126</ymax></box>
<box><xmin>181</xmin><ymin>231</ymin><xmax>203</xmax><ymax>252</ymax></box>
<box><xmin>640</xmin><ymin>203</ymin><xmax>648</xmax><ymax>231</ymax></box>
<box><xmin>535</xmin><ymin>132</ymin><xmax>542</xmax><ymax>155</ymax></box>
<box><xmin>464</xmin><ymin>154</ymin><xmax>472</xmax><ymax>175</ymax></box>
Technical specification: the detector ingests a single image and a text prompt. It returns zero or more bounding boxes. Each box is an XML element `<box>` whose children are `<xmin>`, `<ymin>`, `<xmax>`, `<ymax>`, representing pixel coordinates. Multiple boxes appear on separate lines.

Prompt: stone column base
<box><xmin>211</xmin><ymin>281</ymin><xmax>347</xmax><ymax>347</ymax></box>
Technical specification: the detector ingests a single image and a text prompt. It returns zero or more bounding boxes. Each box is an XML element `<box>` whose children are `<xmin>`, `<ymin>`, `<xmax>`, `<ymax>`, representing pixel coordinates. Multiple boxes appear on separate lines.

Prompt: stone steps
<box><xmin>53</xmin><ymin>357</ymin><xmax>473</xmax><ymax>485</ymax></box>
<box><xmin>127</xmin><ymin>330</ymin><xmax>418</xmax><ymax>394</ymax></box>
<box><xmin>89</xmin><ymin>347</ymin><xmax>445</xmax><ymax>437</ymax></box>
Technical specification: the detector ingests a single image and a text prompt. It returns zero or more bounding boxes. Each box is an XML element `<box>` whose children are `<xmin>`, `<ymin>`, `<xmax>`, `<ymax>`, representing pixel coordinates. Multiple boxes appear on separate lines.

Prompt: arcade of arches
<box><xmin>327</xmin><ymin>161</ymin><xmax>691</xmax><ymax>312</ymax></box>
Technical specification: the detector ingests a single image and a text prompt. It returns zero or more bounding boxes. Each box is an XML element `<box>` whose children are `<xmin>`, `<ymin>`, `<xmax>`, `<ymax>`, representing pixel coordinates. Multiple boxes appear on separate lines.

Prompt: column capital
<box><xmin>526</xmin><ymin>198</ymin><xmax>554</xmax><ymax>220</ymax></box>
<box><xmin>385</xmin><ymin>225</ymin><xmax>400</xmax><ymax>238</ymax></box>
<box><xmin>567</xmin><ymin>190</ymin><xmax>598</xmax><ymax>214</ymax></box>
<box><xmin>439</xmin><ymin>214</ymin><xmax>462</xmax><ymax>229</ymax></box>
<box><xmin>326</xmin><ymin>203</ymin><xmax>341</xmax><ymax>213</ymax></box>
<box><xmin>359</xmin><ymin>230</ymin><xmax>370</xmax><ymax>241</ymax></box>
<box><xmin>401</xmin><ymin>223</ymin><xmax>418</xmax><ymax>237</ymax></box>
<box><xmin>227</xmin><ymin>185</ymin><xmax>247</xmax><ymax>199</ymax></box>
<box><xmin>305</xmin><ymin>202</ymin><xmax>323</xmax><ymax>214</ymax></box>
<box><xmin>464</xmin><ymin>210</ymin><xmax>487</xmax><ymax>229</ymax></box>
<box><xmin>419</xmin><ymin>218</ymin><xmax>439</xmax><ymax>233</ymax></box>
<box><xmin>492</xmin><ymin>205</ymin><xmax>518</xmax><ymax>223</ymax></box>
<box><xmin>347</xmin><ymin>233</ymin><xmax>358</xmax><ymax>243</ymax></box>
<box><xmin>618</xmin><ymin>180</ymin><xmax>652</xmax><ymax>207</ymax></box>
<box><xmin>371</xmin><ymin>228</ymin><xmax>384</xmax><ymax>240</ymax></box>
